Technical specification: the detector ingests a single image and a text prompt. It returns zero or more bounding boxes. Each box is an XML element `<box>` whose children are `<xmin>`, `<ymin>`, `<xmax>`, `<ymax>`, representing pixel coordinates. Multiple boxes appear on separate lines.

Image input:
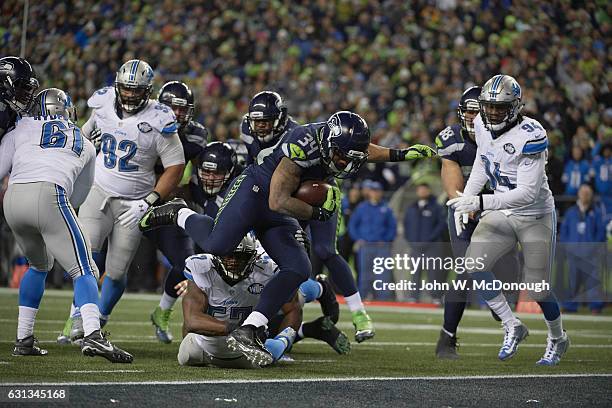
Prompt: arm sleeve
<box><xmin>156</xmin><ymin>132</ymin><xmax>186</xmax><ymax>168</ymax></box>
<box><xmin>463</xmin><ymin>146</ymin><xmax>489</xmax><ymax>196</ymax></box>
<box><xmin>482</xmin><ymin>152</ymin><xmax>546</xmax><ymax>210</ymax></box>
<box><xmin>70</xmin><ymin>143</ymin><xmax>96</xmax><ymax>208</ymax></box>
<box><xmin>0</xmin><ymin>131</ymin><xmax>16</xmax><ymax>180</ymax></box>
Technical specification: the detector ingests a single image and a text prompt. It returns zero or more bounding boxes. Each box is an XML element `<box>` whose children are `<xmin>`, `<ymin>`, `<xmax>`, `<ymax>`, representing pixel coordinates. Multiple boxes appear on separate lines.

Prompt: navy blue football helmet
<box><xmin>246</xmin><ymin>91</ymin><xmax>288</xmax><ymax>143</ymax></box>
<box><xmin>318</xmin><ymin>111</ymin><xmax>370</xmax><ymax>178</ymax></box>
<box><xmin>158</xmin><ymin>81</ymin><xmax>194</xmax><ymax>128</ymax></box>
<box><xmin>196</xmin><ymin>141</ymin><xmax>237</xmax><ymax>195</ymax></box>
<box><xmin>457</xmin><ymin>86</ymin><xmax>481</xmax><ymax>138</ymax></box>
<box><xmin>0</xmin><ymin>56</ymin><xmax>39</xmax><ymax>113</ymax></box>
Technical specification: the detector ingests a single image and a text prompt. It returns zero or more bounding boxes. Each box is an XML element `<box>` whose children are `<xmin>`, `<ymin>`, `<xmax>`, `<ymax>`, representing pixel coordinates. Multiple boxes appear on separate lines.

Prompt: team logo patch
<box><xmin>138</xmin><ymin>122</ymin><xmax>152</xmax><ymax>133</ymax></box>
<box><xmin>503</xmin><ymin>143</ymin><xmax>516</xmax><ymax>154</ymax></box>
<box><xmin>248</xmin><ymin>283</ymin><xmax>264</xmax><ymax>295</ymax></box>
<box><xmin>289</xmin><ymin>143</ymin><xmax>306</xmax><ymax>160</ymax></box>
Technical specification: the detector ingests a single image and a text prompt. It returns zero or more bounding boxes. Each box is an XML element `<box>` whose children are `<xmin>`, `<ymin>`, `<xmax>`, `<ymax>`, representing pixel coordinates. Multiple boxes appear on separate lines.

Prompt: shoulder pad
<box><xmin>146</xmin><ymin>101</ymin><xmax>178</xmax><ymax>135</ymax></box>
<box><xmin>519</xmin><ymin>119</ymin><xmax>548</xmax><ymax>155</ymax></box>
<box><xmin>183</xmin><ymin>254</ymin><xmax>211</xmax><ymax>281</ymax></box>
<box><xmin>435</xmin><ymin>126</ymin><xmax>463</xmax><ymax>158</ymax></box>
<box><xmin>87</xmin><ymin>87</ymin><xmax>114</xmax><ymax>109</ymax></box>
<box><xmin>240</xmin><ymin>116</ymin><xmax>254</xmax><ymax>144</ymax></box>
<box><xmin>522</xmin><ymin>135</ymin><xmax>548</xmax><ymax>155</ymax></box>
<box><xmin>280</xmin><ymin>126</ymin><xmax>320</xmax><ymax>168</ymax></box>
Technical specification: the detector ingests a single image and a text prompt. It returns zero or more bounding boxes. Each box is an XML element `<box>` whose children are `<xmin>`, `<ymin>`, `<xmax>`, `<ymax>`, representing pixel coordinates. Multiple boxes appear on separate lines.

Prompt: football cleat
<box><xmin>12</xmin><ymin>336</ymin><xmax>48</xmax><ymax>356</ymax></box>
<box><xmin>310</xmin><ymin>316</ymin><xmax>350</xmax><ymax>355</ymax></box>
<box><xmin>81</xmin><ymin>330</ymin><xmax>133</xmax><ymax>363</ymax></box>
<box><xmin>139</xmin><ymin>198</ymin><xmax>188</xmax><ymax>232</ymax></box>
<box><xmin>352</xmin><ymin>310</ymin><xmax>375</xmax><ymax>343</ymax></box>
<box><xmin>151</xmin><ymin>306</ymin><xmax>174</xmax><ymax>344</ymax></box>
<box><xmin>435</xmin><ymin>330</ymin><xmax>459</xmax><ymax>360</ymax></box>
<box><xmin>57</xmin><ymin>317</ymin><xmax>73</xmax><ymax>345</ymax></box>
<box><xmin>316</xmin><ymin>274</ymin><xmax>340</xmax><ymax>324</ymax></box>
<box><xmin>226</xmin><ymin>325</ymin><xmax>273</xmax><ymax>367</ymax></box>
<box><xmin>536</xmin><ymin>331</ymin><xmax>570</xmax><ymax>366</ymax></box>
<box><xmin>498</xmin><ymin>320</ymin><xmax>529</xmax><ymax>361</ymax></box>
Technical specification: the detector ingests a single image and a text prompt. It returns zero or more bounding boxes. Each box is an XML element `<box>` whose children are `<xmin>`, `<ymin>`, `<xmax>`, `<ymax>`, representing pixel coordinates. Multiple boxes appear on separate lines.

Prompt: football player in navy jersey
<box><xmin>0</xmin><ymin>56</ymin><xmax>39</xmax><ymax>141</ymax></box>
<box><xmin>434</xmin><ymin>86</ymin><xmax>520</xmax><ymax>359</ymax></box>
<box><xmin>145</xmin><ymin>81</ymin><xmax>209</xmax><ymax>344</ymax></box>
<box><xmin>241</xmin><ymin>91</ymin><xmax>377</xmax><ymax>342</ymax></box>
<box><xmin>140</xmin><ymin>110</ymin><xmax>436</xmax><ymax>366</ymax></box>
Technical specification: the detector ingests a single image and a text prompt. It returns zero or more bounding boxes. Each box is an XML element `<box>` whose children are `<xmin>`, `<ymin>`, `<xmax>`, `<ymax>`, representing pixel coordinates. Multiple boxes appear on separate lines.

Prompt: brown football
<box><xmin>294</xmin><ymin>180</ymin><xmax>332</xmax><ymax>206</ymax></box>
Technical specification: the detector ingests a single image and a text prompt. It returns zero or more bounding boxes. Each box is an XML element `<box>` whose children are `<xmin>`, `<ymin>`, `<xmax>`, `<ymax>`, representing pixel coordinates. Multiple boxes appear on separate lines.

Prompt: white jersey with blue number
<box><xmin>464</xmin><ymin>114</ymin><xmax>555</xmax><ymax>215</ymax></box>
<box><xmin>87</xmin><ymin>87</ymin><xmax>184</xmax><ymax>199</ymax></box>
<box><xmin>0</xmin><ymin>115</ymin><xmax>95</xmax><ymax>199</ymax></box>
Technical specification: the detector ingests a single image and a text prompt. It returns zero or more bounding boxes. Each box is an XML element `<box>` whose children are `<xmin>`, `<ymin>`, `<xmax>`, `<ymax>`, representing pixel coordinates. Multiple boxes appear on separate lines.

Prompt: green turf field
<box><xmin>0</xmin><ymin>288</ymin><xmax>610</xmax><ymax>383</ymax></box>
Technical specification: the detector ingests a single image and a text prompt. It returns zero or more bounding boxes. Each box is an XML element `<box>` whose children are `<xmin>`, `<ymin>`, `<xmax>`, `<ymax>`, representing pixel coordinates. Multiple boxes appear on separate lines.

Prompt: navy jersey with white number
<box><xmin>435</xmin><ymin>124</ymin><xmax>477</xmax><ymax>178</ymax></box>
<box><xmin>240</xmin><ymin>115</ymin><xmax>299</xmax><ymax>166</ymax></box>
<box><xmin>249</xmin><ymin>122</ymin><xmax>331</xmax><ymax>192</ymax></box>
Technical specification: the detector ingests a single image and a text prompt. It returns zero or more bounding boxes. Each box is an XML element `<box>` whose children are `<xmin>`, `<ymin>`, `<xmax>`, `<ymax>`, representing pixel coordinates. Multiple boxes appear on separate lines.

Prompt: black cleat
<box><xmin>12</xmin><ymin>336</ymin><xmax>48</xmax><ymax>356</ymax></box>
<box><xmin>435</xmin><ymin>330</ymin><xmax>459</xmax><ymax>360</ymax></box>
<box><xmin>316</xmin><ymin>274</ymin><xmax>340</xmax><ymax>324</ymax></box>
<box><xmin>226</xmin><ymin>325</ymin><xmax>273</xmax><ymax>367</ymax></box>
<box><xmin>303</xmin><ymin>316</ymin><xmax>350</xmax><ymax>355</ymax></box>
<box><xmin>139</xmin><ymin>198</ymin><xmax>188</xmax><ymax>232</ymax></box>
<box><xmin>81</xmin><ymin>330</ymin><xmax>133</xmax><ymax>363</ymax></box>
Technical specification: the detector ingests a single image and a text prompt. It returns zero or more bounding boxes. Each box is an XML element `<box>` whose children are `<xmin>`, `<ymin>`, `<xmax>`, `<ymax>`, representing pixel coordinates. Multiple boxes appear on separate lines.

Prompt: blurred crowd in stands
<box><xmin>0</xmin><ymin>0</ymin><xmax>610</xmax><ymax>304</ymax></box>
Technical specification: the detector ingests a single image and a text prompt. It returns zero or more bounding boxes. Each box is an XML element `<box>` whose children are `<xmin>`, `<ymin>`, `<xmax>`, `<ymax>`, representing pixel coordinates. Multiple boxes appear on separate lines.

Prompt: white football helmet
<box><xmin>32</xmin><ymin>88</ymin><xmax>77</xmax><ymax>122</ymax></box>
<box><xmin>115</xmin><ymin>59</ymin><xmax>154</xmax><ymax>114</ymax></box>
<box><xmin>479</xmin><ymin>74</ymin><xmax>523</xmax><ymax>134</ymax></box>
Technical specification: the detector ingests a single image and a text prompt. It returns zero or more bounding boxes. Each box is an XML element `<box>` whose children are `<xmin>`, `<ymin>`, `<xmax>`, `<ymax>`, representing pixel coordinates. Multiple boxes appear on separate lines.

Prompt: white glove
<box><xmin>118</xmin><ymin>199</ymin><xmax>150</xmax><ymax>229</ymax></box>
<box><xmin>446</xmin><ymin>191</ymin><xmax>481</xmax><ymax>215</ymax></box>
<box><xmin>90</xmin><ymin>127</ymin><xmax>102</xmax><ymax>151</ymax></box>
<box><xmin>452</xmin><ymin>211</ymin><xmax>470</xmax><ymax>237</ymax></box>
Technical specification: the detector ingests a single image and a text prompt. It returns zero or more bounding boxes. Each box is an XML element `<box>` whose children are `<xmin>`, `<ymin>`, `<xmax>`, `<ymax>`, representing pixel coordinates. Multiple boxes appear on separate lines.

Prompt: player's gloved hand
<box><xmin>264</xmin><ymin>327</ymin><xmax>296</xmax><ymax>363</ymax></box>
<box><xmin>118</xmin><ymin>192</ymin><xmax>161</xmax><ymax>229</ymax></box>
<box><xmin>446</xmin><ymin>191</ymin><xmax>481</xmax><ymax>215</ymax></box>
<box><xmin>404</xmin><ymin>144</ymin><xmax>437</xmax><ymax>160</ymax></box>
<box><xmin>294</xmin><ymin>228</ymin><xmax>310</xmax><ymax>253</ymax></box>
<box><xmin>452</xmin><ymin>210</ymin><xmax>469</xmax><ymax>238</ymax></box>
<box><xmin>311</xmin><ymin>186</ymin><xmax>341</xmax><ymax>221</ymax></box>
<box><xmin>89</xmin><ymin>127</ymin><xmax>102</xmax><ymax>152</ymax></box>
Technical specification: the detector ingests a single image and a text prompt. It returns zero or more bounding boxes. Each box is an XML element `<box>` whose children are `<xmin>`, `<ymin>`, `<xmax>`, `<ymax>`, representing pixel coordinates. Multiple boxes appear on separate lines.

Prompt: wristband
<box><xmin>144</xmin><ymin>191</ymin><xmax>161</xmax><ymax>207</ymax></box>
<box><xmin>389</xmin><ymin>149</ymin><xmax>404</xmax><ymax>162</ymax></box>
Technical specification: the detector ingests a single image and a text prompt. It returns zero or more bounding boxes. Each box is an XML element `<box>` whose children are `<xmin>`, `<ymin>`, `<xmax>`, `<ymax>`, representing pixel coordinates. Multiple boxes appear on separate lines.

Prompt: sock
<box><xmin>242</xmin><ymin>311</ymin><xmax>269</xmax><ymax>328</ymax></box>
<box><xmin>537</xmin><ymin>292</ymin><xmax>561</xmax><ymax>321</ymax></box>
<box><xmin>177</xmin><ymin>208</ymin><xmax>196</xmax><ymax>229</ymax></box>
<box><xmin>17</xmin><ymin>306</ymin><xmax>38</xmax><ymax>340</ymax></box>
<box><xmin>442</xmin><ymin>328</ymin><xmax>455</xmax><ymax>338</ymax></box>
<box><xmin>79</xmin><ymin>303</ymin><xmax>101</xmax><ymax>336</ymax></box>
<box><xmin>73</xmin><ymin>274</ymin><xmax>99</xmax><ymax>308</ymax></box>
<box><xmin>99</xmin><ymin>275</ymin><xmax>127</xmax><ymax>316</ymax></box>
<box><xmin>298</xmin><ymin>279</ymin><xmax>323</xmax><ymax>303</ymax></box>
<box><xmin>485</xmin><ymin>293</ymin><xmax>518</xmax><ymax>326</ymax></box>
<box><xmin>544</xmin><ymin>315</ymin><xmax>563</xmax><ymax>339</ymax></box>
<box><xmin>159</xmin><ymin>292</ymin><xmax>177</xmax><ymax>311</ymax></box>
<box><xmin>442</xmin><ymin>301</ymin><xmax>466</xmax><ymax>335</ymax></box>
<box><xmin>345</xmin><ymin>291</ymin><xmax>365</xmax><ymax>313</ymax></box>
<box><xmin>18</xmin><ymin>267</ymin><xmax>48</xmax><ymax>309</ymax></box>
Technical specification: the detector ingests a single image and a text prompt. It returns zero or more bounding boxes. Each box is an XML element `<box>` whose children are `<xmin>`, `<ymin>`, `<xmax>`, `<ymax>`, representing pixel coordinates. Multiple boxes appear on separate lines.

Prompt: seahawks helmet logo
<box><xmin>327</xmin><ymin>114</ymin><xmax>342</xmax><ymax>137</ymax></box>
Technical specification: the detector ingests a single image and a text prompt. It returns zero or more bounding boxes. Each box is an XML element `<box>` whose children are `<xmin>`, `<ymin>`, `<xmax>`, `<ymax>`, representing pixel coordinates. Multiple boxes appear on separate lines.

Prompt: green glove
<box><xmin>312</xmin><ymin>186</ymin><xmax>341</xmax><ymax>221</ymax></box>
<box><xmin>404</xmin><ymin>144</ymin><xmax>437</xmax><ymax>160</ymax></box>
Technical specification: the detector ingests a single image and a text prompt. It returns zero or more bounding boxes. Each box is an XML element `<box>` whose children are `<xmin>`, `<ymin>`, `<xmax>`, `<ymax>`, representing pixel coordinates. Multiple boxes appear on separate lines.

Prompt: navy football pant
<box><xmin>443</xmin><ymin>209</ymin><xmax>520</xmax><ymax>334</ymax></box>
<box><xmin>144</xmin><ymin>225</ymin><xmax>194</xmax><ymax>299</ymax></box>
<box><xmin>305</xmin><ymin>212</ymin><xmax>358</xmax><ymax>297</ymax></box>
<box><xmin>184</xmin><ymin>173</ymin><xmax>311</xmax><ymax>319</ymax></box>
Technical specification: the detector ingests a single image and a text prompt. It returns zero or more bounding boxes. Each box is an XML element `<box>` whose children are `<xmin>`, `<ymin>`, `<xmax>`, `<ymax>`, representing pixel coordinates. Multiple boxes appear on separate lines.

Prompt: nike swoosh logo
<box><xmin>88</xmin><ymin>340</ymin><xmax>114</xmax><ymax>352</ymax></box>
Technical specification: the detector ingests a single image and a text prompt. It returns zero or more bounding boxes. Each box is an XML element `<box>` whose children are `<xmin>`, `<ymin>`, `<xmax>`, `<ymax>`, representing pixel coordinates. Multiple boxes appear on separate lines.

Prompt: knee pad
<box><xmin>178</xmin><ymin>333</ymin><xmax>206</xmax><ymax>366</ymax></box>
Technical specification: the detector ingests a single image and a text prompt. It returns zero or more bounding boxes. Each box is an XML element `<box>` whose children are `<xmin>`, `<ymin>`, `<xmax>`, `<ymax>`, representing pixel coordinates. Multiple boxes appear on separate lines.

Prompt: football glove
<box><xmin>89</xmin><ymin>127</ymin><xmax>102</xmax><ymax>152</ymax></box>
<box><xmin>294</xmin><ymin>229</ymin><xmax>310</xmax><ymax>253</ymax></box>
<box><xmin>404</xmin><ymin>144</ymin><xmax>437</xmax><ymax>160</ymax></box>
<box><xmin>452</xmin><ymin>210</ymin><xmax>470</xmax><ymax>238</ymax></box>
<box><xmin>118</xmin><ymin>192</ymin><xmax>161</xmax><ymax>229</ymax></box>
<box><xmin>446</xmin><ymin>191</ymin><xmax>481</xmax><ymax>215</ymax></box>
<box><xmin>311</xmin><ymin>186</ymin><xmax>341</xmax><ymax>222</ymax></box>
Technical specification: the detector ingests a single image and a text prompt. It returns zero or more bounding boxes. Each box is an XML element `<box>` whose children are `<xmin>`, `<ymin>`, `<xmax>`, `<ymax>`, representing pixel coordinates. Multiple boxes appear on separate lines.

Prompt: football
<box><xmin>293</xmin><ymin>180</ymin><xmax>332</xmax><ymax>206</ymax></box>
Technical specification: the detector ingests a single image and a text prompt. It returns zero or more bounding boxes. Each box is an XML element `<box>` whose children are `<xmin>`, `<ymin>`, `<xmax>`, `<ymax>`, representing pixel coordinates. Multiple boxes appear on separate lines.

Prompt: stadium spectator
<box><xmin>560</xmin><ymin>184</ymin><xmax>606</xmax><ymax>314</ymax></box>
<box><xmin>349</xmin><ymin>180</ymin><xmax>396</xmax><ymax>301</ymax></box>
<box><xmin>562</xmin><ymin>146</ymin><xmax>591</xmax><ymax>196</ymax></box>
<box><xmin>338</xmin><ymin>182</ymin><xmax>362</xmax><ymax>266</ymax></box>
<box><xmin>403</xmin><ymin>182</ymin><xmax>447</xmax><ymax>303</ymax></box>
<box><xmin>591</xmin><ymin>144</ymin><xmax>612</xmax><ymax>215</ymax></box>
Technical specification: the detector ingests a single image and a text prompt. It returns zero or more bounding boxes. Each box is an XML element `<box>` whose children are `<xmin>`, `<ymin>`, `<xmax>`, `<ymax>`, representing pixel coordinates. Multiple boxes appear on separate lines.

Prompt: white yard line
<box><xmin>1</xmin><ymin>373</ymin><xmax>611</xmax><ymax>387</ymax></box>
<box><xmin>65</xmin><ymin>370</ymin><xmax>144</xmax><ymax>374</ymax></box>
